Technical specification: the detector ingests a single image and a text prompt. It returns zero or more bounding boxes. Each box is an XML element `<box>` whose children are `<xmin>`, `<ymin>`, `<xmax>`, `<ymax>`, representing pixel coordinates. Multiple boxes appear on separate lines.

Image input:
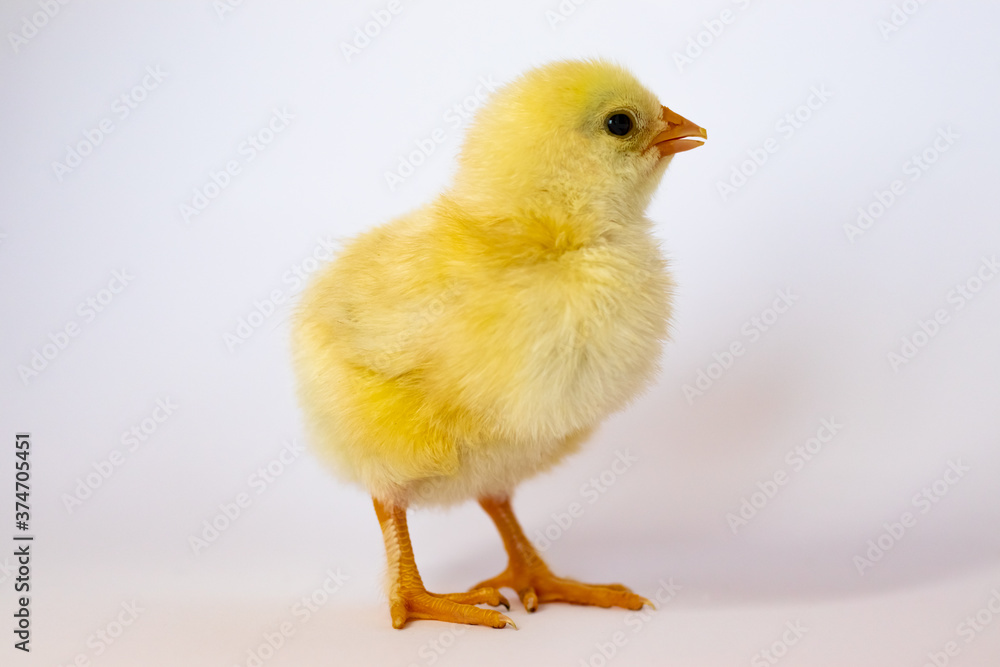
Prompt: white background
<box><xmin>2</xmin><ymin>1</ymin><xmax>999</xmax><ymax>665</ymax></box>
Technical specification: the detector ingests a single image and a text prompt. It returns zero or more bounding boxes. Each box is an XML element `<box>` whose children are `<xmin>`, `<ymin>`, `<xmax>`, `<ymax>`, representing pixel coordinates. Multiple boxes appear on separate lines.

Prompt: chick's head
<box><xmin>451</xmin><ymin>59</ymin><xmax>706</xmax><ymax>220</ymax></box>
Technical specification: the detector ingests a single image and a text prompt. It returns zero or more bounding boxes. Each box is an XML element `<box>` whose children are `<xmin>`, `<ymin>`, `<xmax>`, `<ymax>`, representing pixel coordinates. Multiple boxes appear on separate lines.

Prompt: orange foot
<box><xmin>472</xmin><ymin>560</ymin><xmax>650</xmax><ymax>613</ymax></box>
<box><xmin>372</xmin><ymin>496</ymin><xmax>515</xmax><ymax>629</ymax></box>
<box><xmin>474</xmin><ymin>495</ymin><xmax>653</xmax><ymax>613</ymax></box>
<box><xmin>389</xmin><ymin>586</ymin><xmax>515</xmax><ymax>629</ymax></box>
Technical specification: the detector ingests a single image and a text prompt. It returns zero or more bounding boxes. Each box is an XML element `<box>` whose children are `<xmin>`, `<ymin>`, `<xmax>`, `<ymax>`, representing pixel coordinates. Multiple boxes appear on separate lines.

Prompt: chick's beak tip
<box><xmin>652</xmin><ymin>105</ymin><xmax>707</xmax><ymax>158</ymax></box>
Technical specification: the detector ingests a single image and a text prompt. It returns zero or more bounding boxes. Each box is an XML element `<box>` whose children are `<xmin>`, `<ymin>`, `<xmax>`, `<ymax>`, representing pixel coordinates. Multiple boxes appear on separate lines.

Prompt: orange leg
<box><xmin>473</xmin><ymin>495</ymin><xmax>652</xmax><ymax>612</ymax></box>
<box><xmin>372</xmin><ymin>497</ymin><xmax>515</xmax><ymax>629</ymax></box>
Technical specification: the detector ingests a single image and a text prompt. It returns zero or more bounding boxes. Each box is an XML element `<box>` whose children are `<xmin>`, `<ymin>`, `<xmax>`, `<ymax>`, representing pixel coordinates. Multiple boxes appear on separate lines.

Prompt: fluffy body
<box><xmin>292</xmin><ymin>60</ymin><xmax>675</xmax><ymax>508</ymax></box>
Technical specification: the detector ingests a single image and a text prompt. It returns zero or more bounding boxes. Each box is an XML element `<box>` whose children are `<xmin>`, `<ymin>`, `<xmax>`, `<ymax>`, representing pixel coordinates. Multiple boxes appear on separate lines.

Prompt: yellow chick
<box><xmin>292</xmin><ymin>59</ymin><xmax>706</xmax><ymax>630</ymax></box>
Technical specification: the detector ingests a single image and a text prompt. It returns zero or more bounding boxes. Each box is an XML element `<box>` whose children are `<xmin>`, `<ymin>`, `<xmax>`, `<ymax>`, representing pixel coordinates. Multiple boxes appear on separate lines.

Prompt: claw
<box><xmin>390</xmin><ymin>600</ymin><xmax>408</xmax><ymax>629</ymax></box>
<box><xmin>521</xmin><ymin>587</ymin><xmax>539</xmax><ymax>613</ymax></box>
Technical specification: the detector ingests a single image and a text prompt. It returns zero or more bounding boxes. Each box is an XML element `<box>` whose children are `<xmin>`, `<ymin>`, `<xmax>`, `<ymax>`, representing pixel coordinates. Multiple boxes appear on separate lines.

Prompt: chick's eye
<box><xmin>606</xmin><ymin>113</ymin><xmax>632</xmax><ymax>137</ymax></box>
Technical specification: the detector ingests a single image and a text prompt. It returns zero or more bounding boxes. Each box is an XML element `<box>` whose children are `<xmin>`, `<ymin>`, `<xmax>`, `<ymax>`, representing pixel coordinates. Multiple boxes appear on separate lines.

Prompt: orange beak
<box><xmin>649</xmin><ymin>106</ymin><xmax>707</xmax><ymax>157</ymax></box>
